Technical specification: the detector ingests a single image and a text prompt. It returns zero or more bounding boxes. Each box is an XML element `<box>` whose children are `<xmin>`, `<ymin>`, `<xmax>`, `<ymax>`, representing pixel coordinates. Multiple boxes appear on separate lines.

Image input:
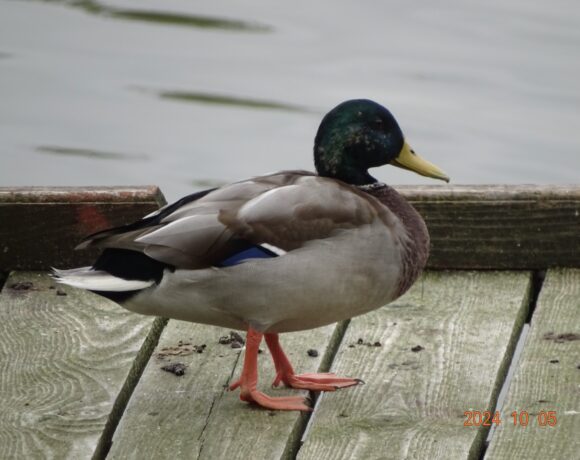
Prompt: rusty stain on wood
<box><xmin>0</xmin><ymin>186</ymin><xmax>166</xmax><ymax>270</ymax></box>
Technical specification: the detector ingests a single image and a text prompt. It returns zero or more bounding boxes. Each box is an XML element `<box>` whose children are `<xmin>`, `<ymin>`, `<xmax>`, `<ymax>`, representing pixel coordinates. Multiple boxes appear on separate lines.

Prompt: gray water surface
<box><xmin>1</xmin><ymin>0</ymin><xmax>579</xmax><ymax>201</ymax></box>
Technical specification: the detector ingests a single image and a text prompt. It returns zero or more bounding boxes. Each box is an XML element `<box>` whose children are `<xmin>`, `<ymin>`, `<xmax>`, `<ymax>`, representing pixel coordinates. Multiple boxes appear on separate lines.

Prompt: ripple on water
<box><xmin>36</xmin><ymin>146</ymin><xmax>149</xmax><ymax>161</ymax></box>
<box><xmin>40</xmin><ymin>0</ymin><xmax>272</xmax><ymax>32</ymax></box>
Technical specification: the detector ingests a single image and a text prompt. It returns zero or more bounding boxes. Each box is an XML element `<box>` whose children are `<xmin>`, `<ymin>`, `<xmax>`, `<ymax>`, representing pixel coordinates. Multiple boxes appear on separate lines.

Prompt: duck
<box><xmin>54</xmin><ymin>99</ymin><xmax>449</xmax><ymax>411</ymax></box>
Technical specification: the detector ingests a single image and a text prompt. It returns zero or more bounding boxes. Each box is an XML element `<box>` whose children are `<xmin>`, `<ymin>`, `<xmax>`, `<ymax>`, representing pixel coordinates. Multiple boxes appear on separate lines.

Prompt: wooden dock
<box><xmin>0</xmin><ymin>185</ymin><xmax>578</xmax><ymax>459</ymax></box>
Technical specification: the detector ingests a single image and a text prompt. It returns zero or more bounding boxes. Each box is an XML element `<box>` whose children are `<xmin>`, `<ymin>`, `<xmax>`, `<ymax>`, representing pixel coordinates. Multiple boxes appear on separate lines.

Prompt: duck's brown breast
<box><xmin>360</xmin><ymin>183</ymin><xmax>430</xmax><ymax>298</ymax></box>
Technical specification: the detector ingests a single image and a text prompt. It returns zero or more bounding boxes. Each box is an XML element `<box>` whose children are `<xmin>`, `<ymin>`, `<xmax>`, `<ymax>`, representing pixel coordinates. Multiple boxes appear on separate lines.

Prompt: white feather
<box><xmin>52</xmin><ymin>267</ymin><xmax>154</xmax><ymax>292</ymax></box>
<box><xmin>260</xmin><ymin>243</ymin><xmax>287</xmax><ymax>256</ymax></box>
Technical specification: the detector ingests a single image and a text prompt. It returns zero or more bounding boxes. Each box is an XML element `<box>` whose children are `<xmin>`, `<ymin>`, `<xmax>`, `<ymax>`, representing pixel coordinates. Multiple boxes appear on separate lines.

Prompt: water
<box><xmin>1</xmin><ymin>0</ymin><xmax>579</xmax><ymax>201</ymax></box>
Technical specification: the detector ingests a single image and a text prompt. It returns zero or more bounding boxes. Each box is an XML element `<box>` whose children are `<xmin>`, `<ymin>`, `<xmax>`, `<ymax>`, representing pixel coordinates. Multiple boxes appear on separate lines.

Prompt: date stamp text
<box><xmin>463</xmin><ymin>410</ymin><xmax>557</xmax><ymax>427</ymax></box>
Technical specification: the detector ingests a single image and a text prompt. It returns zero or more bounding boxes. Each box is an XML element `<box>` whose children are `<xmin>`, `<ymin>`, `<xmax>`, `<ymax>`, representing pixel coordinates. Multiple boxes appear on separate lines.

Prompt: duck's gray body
<box><xmin>56</xmin><ymin>171</ymin><xmax>429</xmax><ymax>334</ymax></box>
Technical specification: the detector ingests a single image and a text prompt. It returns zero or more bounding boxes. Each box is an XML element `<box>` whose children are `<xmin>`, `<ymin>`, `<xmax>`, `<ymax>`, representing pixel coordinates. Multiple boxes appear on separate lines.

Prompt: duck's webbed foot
<box><xmin>265</xmin><ymin>333</ymin><xmax>363</xmax><ymax>392</ymax></box>
<box><xmin>229</xmin><ymin>328</ymin><xmax>311</xmax><ymax>411</ymax></box>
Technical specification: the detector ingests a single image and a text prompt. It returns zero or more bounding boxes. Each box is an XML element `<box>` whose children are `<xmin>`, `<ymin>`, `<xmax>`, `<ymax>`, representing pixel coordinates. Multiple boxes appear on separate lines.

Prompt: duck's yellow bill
<box><xmin>391</xmin><ymin>140</ymin><xmax>450</xmax><ymax>183</ymax></box>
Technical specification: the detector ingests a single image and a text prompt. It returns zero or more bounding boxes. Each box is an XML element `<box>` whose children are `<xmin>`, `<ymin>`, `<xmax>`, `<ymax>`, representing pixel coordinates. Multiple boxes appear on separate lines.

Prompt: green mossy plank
<box><xmin>298</xmin><ymin>271</ymin><xmax>532</xmax><ymax>460</ymax></box>
<box><xmin>485</xmin><ymin>268</ymin><xmax>580</xmax><ymax>460</ymax></box>
<box><xmin>0</xmin><ymin>186</ymin><xmax>165</xmax><ymax>270</ymax></box>
<box><xmin>0</xmin><ymin>272</ymin><xmax>156</xmax><ymax>459</ymax></box>
<box><xmin>108</xmin><ymin>320</ymin><xmax>340</xmax><ymax>459</ymax></box>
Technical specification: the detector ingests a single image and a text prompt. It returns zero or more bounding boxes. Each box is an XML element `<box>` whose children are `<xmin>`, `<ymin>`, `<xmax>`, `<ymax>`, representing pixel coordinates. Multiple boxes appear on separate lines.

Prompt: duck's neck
<box><xmin>316</xmin><ymin>155</ymin><xmax>377</xmax><ymax>185</ymax></box>
<box><xmin>359</xmin><ymin>183</ymin><xmax>430</xmax><ymax>297</ymax></box>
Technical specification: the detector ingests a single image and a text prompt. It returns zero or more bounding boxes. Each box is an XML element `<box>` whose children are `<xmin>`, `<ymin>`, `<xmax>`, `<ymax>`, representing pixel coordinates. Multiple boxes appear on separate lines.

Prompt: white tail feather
<box><xmin>52</xmin><ymin>267</ymin><xmax>154</xmax><ymax>292</ymax></box>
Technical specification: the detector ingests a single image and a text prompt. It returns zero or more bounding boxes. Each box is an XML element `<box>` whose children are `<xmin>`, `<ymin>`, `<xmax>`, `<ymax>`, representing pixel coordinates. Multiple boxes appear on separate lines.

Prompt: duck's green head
<box><xmin>314</xmin><ymin>99</ymin><xmax>449</xmax><ymax>185</ymax></box>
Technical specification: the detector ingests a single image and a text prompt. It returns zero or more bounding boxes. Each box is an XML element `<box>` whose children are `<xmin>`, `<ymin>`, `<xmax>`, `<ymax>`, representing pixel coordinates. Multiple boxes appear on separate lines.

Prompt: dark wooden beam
<box><xmin>1</xmin><ymin>185</ymin><xmax>578</xmax><ymax>270</ymax></box>
<box><xmin>397</xmin><ymin>185</ymin><xmax>580</xmax><ymax>269</ymax></box>
<box><xmin>0</xmin><ymin>186</ymin><xmax>166</xmax><ymax>270</ymax></box>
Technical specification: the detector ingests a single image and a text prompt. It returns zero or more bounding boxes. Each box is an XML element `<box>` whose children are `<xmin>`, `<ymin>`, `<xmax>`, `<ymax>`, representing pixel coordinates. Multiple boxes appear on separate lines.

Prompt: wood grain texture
<box><xmin>396</xmin><ymin>185</ymin><xmax>580</xmax><ymax>269</ymax></box>
<box><xmin>2</xmin><ymin>185</ymin><xmax>579</xmax><ymax>270</ymax></box>
<box><xmin>108</xmin><ymin>320</ymin><xmax>343</xmax><ymax>459</ymax></box>
<box><xmin>485</xmin><ymin>268</ymin><xmax>580</xmax><ymax>460</ymax></box>
<box><xmin>298</xmin><ymin>271</ymin><xmax>532</xmax><ymax>460</ymax></box>
<box><xmin>0</xmin><ymin>272</ymin><xmax>156</xmax><ymax>459</ymax></box>
<box><xmin>196</xmin><ymin>323</ymin><xmax>345</xmax><ymax>460</ymax></box>
<box><xmin>0</xmin><ymin>186</ymin><xmax>166</xmax><ymax>270</ymax></box>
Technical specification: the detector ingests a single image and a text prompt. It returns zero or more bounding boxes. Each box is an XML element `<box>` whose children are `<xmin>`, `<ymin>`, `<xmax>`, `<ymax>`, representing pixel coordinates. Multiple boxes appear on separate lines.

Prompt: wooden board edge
<box><xmin>396</xmin><ymin>184</ymin><xmax>580</xmax><ymax>202</ymax></box>
<box><xmin>0</xmin><ymin>186</ymin><xmax>167</xmax><ymax>206</ymax></box>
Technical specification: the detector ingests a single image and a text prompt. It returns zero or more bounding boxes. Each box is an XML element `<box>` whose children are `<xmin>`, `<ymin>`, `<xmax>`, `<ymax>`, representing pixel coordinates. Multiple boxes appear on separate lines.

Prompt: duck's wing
<box><xmin>218</xmin><ymin>175</ymin><xmax>387</xmax><ymax>252</ymax></box>
<box><xmin>76</xmin><ymin>187</ymin><xmax>216</xmax><ymax>251</ymax></box>
<box><xmin>78</xmin><ymin>170</ymin><xmax>387</xmax><ymax>270</ymax></box>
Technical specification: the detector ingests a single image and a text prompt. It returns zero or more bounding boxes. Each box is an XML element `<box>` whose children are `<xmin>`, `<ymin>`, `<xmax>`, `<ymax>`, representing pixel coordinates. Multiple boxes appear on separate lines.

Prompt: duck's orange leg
<box><xmin>228</xmin><ymin>328</ymin><xmax>311</xmax><ymax>411</ymax></box>
<box><xmin>265</xmin><ymin>333</ymin><xmax>363</xmax><ymax>391</ymax></box>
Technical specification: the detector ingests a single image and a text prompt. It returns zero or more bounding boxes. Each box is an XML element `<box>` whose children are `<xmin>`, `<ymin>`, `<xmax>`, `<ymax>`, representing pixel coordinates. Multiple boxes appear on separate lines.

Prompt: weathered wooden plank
<box><xmin>0</xmin><ymin>272</ymin><xmax>159</xmax><ymax>459</ymax></box>
<box><xmin>298</xmin><ymin>271</ymin><xmax>532</xmax><ymax>460</ymax></box>
<box><xmin>2</xmin><ymin>185</ymin><xmax>578</xmax><ymax>270</ymax></box>
<box><xmin>107</xmin><ymin>320</ymin><xmax>242</xmax><ymax>459</ymax></box>
<box><xmin>1</xmin><ymin>185</ymin><xmax>579</xmax><ymax>271</ymax></box>
<box><xmin>0</xmin><ymin>186</ymin><xmax>166</xmax><ymax>270</ymax></box>
<box><xmin>397</xmin><ymin>185</ymin><xmax>580</xmax><ymax>269</ymax></box>
<box><xmin>108</xmin><ymin>320</ymin><xmax>342</xmax><ymax>459</ymax></box>
<box><xmin>196</xmin><ymin>324</ymin><xmax>344</xmax><ymax>460</ymax></box>
<box><xmin>485</xmin><ymin>268</ymin><xmax>580</xmax><ymax>460</ymax></box>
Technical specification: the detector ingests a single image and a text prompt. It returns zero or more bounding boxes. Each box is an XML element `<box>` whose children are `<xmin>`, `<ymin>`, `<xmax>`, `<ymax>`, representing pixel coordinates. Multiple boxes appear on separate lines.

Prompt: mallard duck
<box><xmin>55</xmin><ymin>99</ymin><xmax>449</xmax><ymax>411</ymax></box>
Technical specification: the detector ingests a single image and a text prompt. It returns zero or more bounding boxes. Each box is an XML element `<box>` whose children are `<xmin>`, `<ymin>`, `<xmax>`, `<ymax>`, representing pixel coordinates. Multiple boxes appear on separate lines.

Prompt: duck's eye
<box><xmin>373</xmin><ymin>118</ymin><xmax>383</xmax><ymax>127</ymax></box>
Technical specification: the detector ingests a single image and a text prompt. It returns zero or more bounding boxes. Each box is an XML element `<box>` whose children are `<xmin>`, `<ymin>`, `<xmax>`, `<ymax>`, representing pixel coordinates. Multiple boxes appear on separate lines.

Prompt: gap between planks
<box><xmin>284</xmin><ymin>319</ymin><xmax>352</xmax><ymax>460</ymax></box>
<box><xmin>93</xmin><ymin>316</ymin><xmax>169</xmax><ymax>460</ymax></box>
<box><xmin>481</xmin><ymin>269</ymin><xmax>546</xmax><ymax>458</ymax></box>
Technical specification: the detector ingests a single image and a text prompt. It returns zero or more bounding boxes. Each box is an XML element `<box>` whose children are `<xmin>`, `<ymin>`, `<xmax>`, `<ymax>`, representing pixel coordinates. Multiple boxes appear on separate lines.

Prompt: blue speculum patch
<box><xmin>218</xmin><ymin>245</ymin><xmax>278</xmax><ymax>267</ymax></box>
